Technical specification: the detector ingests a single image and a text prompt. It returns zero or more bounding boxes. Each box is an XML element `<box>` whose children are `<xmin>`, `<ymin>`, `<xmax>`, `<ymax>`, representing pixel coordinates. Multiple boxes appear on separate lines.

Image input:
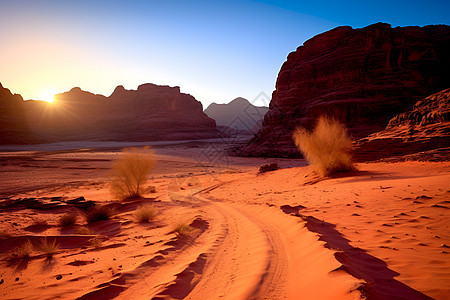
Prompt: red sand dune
<box><xmin>0</xmin><ymin>147</ymin><xmax>448</xmax><ymax>299</ymax></box>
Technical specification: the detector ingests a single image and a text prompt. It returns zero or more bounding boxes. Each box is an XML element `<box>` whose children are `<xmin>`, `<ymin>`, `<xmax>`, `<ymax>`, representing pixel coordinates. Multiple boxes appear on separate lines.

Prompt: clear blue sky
<box><xmin>1</xmin><ymin>0</ymin><xmax>448</xmax><ymax>106</ymax></box>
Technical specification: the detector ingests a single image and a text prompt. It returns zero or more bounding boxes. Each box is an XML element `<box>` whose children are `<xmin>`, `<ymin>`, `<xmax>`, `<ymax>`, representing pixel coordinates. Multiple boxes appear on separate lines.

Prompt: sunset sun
<box><xmin>40</xmin><ymin>89</ymin><xmax>57</xmax><ymax>103</ymax></box>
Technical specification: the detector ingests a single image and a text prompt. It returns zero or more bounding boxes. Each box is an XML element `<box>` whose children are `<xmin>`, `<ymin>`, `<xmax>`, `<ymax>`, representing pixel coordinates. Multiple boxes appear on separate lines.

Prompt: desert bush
<box><xmin>76</xmin><ymin>226</ymin><xmax>93</xmax><ymax>235</ymax></box>
<box><xmin>85</xmin><ymin>205</ymin><xmax>115</xmax><ymax>223</ymax></box>
<box><xmin>59</xmin><ymin>213</ymin><xmax>77</xmax><ymax>227</ymax></box>
<box><xmin>171</xmin><ymin>222</ymin><xmax>193</xmax><ymax>236</ymax></box>
<box><xmin>89</xmin><ymin>237</ymin><xmax>103</xmax><ymax>248</ymax></box>
<box><xmin>135</xmin><ymin>204</ymin><xmax>157</xmax><ymax>223</ymax></box>
<box><xmin>293</xmin><ymin>116</ymin><xmax>355</xmax><ymax>177</ymax></box>
<box><xmin>38</xmin><ymin>237</ymin><xmax>60</xmax><ymax>257</ymax></box>
<box><xmin>110</xmin><ymin>147</ymin><xmax>156</xmax><ymax>200</ymax></box>
<box><xmin>13</xmin><ymin>240</ymin><xmax>34</xmax><ymax>258</ymax></box>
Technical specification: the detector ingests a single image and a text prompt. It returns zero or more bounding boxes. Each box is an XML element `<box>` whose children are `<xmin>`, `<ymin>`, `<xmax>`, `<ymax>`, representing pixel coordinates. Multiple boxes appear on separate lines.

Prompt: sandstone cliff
<box><xmin>354</xmin><ymin>88</ymin><xmax>450</xmax><ymax>161</ymax></box>
<box><xmin>234</xmin><ymin>23</ymin><xmax>450</xmax><ymax>157</ymax></box>
<box><xmin>9</xmin><ymin>83</ymin><xmax>217</xmax><ymax>143</ymax></box>
<box><xmin>0</xmin><ymin>83</ymin><xmax>34</xmax><ymax>144</ymax></box>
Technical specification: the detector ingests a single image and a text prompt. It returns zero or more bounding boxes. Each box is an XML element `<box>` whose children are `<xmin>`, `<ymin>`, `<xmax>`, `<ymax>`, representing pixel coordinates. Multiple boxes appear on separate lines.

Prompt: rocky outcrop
<box><xmin>105</xmin><ymin>83</ymin><xmax>217</xmax><ymax>140</ymax></box>
<box><xmin>204</xmin><ymin>98</ymin><xmax>268</xmax><ymax>133</ymax></box>
<box><xmin>354</xmin><ymin>88</ymin><xmax>450</xmax><ymax>161</ymax></box>
<box><xmin>0</xmin><ymin>83</ymin><xmax>34</xmax><ymax>144</ymax></box>
<box><xmin>234</xmin><ymin>23</ymin><xmax>450</xmax><ymax>157</ymax></box>
<box><xmin>21</xmin><ymin>83</ymin><xmax>217</xmax><ymax>142</ymax></box>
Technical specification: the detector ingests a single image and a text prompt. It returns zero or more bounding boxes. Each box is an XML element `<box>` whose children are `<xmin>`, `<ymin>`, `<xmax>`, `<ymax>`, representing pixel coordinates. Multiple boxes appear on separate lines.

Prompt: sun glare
<box><xmin>40</xmin><ymin>89</ymin><xmax>57</xmax><ymax>103</ymax></box>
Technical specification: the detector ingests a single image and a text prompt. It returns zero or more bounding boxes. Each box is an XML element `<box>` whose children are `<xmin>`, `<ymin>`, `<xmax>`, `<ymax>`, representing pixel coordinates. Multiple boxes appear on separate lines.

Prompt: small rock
<box><xmin>0</xmin><ymin>278</ymin><xmax>4</xmax><ymax>285</ymax></box>
<box><xmin>56</xmin><ymin>275</ymin><xmax>62</xmax><ymax>280</ymax></box>
<box><xmin>15</xmin><ymin>277</ymin><xmax>19</xmax><ymax>281</ymax></box>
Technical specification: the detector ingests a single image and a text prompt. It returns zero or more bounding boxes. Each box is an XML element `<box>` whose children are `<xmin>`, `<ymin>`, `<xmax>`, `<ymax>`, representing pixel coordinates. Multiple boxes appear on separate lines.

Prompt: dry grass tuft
<box><xmin>13</xmin><ymin>240</ymin><xmax>34</xmax><ymax>258</ymax></box>
<box><xmin>89</xmin><ymin>238</ymin><xmax>103</xmax><ymax>248</ymax></box>
<box><xmin>110</xmin><ymin>146</ymin><xmax>155</xmax><ymax>200</ymax></box>
<box><xmin>76</xmin><ymin>226</ymin><xmax>93</xmax><ymax>235</ymax></box>
<box><xmin>171</xmin><ymin>222</ymin><xmax>193</xmax><ymax>236</ymax></box>
<box><xmin>293</xmin><ymin>116</ymin><xmax>355</xmax><ymax>177</ymax></box>
<box><xmin>59</xmin><ymin>213</ymin><xmax>77</xmax><ymax>227</ymax></box>
<box><xmin>38</xmin><ymin>237</ymin><xmax>60</xmax><ymax>257</ymax></box>
<box><xmin>135</xmin><ymin>204</ymin><xmax>157</xmax><ymax>223</ymax></box>
<box><xmin>86</xmin><ymin>205</ymin><xmax>115</xmax><ymax>223</ymax></box>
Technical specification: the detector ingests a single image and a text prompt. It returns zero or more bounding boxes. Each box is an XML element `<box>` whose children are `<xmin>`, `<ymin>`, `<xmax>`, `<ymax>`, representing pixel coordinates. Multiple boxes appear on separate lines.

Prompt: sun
<box><xmin>39</xmin><ymin>88</ymin><xmax>57</xmax><ymax>103</ymax></box>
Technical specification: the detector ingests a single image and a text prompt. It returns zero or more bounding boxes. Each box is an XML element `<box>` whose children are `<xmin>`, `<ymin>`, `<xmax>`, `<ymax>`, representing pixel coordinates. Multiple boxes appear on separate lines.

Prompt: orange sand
<box><xmin>0</xmin><ymin>146</ymin><xmax>448</xmax><ymax>299</ymax></box>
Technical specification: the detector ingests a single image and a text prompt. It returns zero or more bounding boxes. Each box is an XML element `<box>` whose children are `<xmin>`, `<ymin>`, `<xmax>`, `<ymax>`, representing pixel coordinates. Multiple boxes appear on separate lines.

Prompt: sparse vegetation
<box><xmin>172</xmin><ymin>222</ymin><xmax>193</xmax><ymax>236</ymax></box>
<box><xmin>293</xmin><ymin>116</ymin><xmax>355</xmax><ymax>177</ymax></box>
<box><xmin>59</xmin><ymin>213</ymin><xmax>77</xmax><ymax>227</ymax></box>
<box><xmin>76</xmin><ymin>226</ymin><xmax>93</xmax><ymax>235</ymax></box>
<box><xmin>89</xmin><ymin>238</ymin><xmax>103</xmax><ymax>248</ymax></box>
<box><xmin>38</xmin><ymin>237</ymin><xmax>60</xmax><ymax>257</ymax></box>
<box><xmin>86</xmin><ymin>205</ymin><xmax>115</xmax><ymax>223</ymax></box>
<box><xmin>13</xmin><ymin>240</ymin><xmax>34</xmax><ymax>258</ymax></box>
<box><xmin>135</xmin><ymin>204</ymin><xmax>157</xmax><ymax>223</ymax></box>
<box><xmin>110</xmin><ymin>146</ymin><xmax>156</xmax><ymax>200</ymax></box>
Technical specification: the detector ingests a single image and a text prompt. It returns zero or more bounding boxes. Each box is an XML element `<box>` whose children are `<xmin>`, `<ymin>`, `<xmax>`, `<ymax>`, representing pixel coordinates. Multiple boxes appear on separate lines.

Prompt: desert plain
<box><xmin>0</xmin><ymin>141</ymin><xmax>448</xmax><ymax>300</ymax></box>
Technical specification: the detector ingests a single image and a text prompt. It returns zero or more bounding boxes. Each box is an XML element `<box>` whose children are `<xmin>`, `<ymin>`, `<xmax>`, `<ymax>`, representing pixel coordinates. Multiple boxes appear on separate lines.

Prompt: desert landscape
<box><xmin>0</xmin><ymin>142</ymin><xmax>448</xmax><ymax>299</ymax></box>
<box><xmin>1</xmin><ymin>1</ymin><xmax>449</xmax><ymax>299</ymax></box>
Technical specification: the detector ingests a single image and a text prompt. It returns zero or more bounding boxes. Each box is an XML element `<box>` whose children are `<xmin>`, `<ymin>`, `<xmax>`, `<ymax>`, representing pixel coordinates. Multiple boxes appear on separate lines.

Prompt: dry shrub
<box><xmin>86</xmin><ymin>205</ymin><xmax>115</xmax><ymax>223</ymax></box>
<box><xmin>76</xmin><ymin>226</ymin><xmax>93</xmax><ymax>235</ymax></box>
<box><xmin>293</xmin><ymin>117</ymin><xmax>355</xmax><ymax>177</ymax></box>
<box><xmin>171</xmin><ymin>222</ymin><xmax>193</xmax><ymax>236</ymax></box>
<box><xmin>135</xmin><ymin>204</ymin><xmax>157</xmax><ymax>223</ymax></box>
<box><xmin>38</xmin><ymin>237</ymin><xmax>60</xmax><ymax>257</ymax></box>
<box><xmin>13</xmin><ymin>240</ymin><xmax>34</xmax><ymax>258</ymax></box>
<box><xmin>89</xmin><ymin>238</ymin><xmax>103</xmax><ymax>248</ymax></box>
<box><xmin>59</xmin><ymin>213</ymin><xmax>77</xmax><ymax>227</ymax></box>
<box><xmin>110</xmin><ymin>147</ymin><xmax>155</xmax><ymax>200</ymax></box>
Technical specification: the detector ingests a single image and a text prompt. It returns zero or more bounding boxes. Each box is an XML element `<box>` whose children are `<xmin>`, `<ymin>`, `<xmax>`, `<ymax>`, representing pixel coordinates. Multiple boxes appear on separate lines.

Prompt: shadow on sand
<box><xmin>284</xmin><ymin>210</ymin><xmax>433</xmax><ymax>300</ymax></box>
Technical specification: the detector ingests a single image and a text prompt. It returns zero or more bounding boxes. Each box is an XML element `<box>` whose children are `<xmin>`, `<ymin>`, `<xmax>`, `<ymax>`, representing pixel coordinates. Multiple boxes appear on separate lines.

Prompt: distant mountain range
<box><xmin>204</xmin><ymin>97</ymin><xmax>268</xmax><ymax>133</ymax></box>
<box><xmin>0</xmin><ymin>83</ymin><xmax>217</xmax><ymax>144</ymax></box>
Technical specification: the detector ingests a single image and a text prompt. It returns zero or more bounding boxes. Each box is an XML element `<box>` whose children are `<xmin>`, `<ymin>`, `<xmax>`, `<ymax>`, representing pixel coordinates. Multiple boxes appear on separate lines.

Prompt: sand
<box><xmin>0</xmin><ymin>143</ymin><xmax>448</xmax><ymax>299</ymax></box>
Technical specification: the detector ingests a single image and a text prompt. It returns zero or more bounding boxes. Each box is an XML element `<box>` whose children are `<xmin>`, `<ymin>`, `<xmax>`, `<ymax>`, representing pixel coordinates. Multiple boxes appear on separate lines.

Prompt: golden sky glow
<box><xmin>39</xmin><ymin>88</ymin><xmax>57</xmax><ymax>103</ymax></box>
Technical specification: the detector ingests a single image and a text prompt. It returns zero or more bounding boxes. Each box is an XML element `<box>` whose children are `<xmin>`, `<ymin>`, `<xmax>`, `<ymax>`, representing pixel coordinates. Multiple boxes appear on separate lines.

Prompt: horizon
<box><xmin>1</xmin><ymin>0</ymin><xmax>449</xmax><ymax>107</ymax></box>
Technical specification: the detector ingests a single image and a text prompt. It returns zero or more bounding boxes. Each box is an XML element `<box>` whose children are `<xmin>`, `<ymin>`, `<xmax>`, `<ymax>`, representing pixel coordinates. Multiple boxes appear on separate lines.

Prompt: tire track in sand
<box><xmin>186</xmin><ymin>195</ymin><xmax>288</xmax><ymax>300</ymax></box>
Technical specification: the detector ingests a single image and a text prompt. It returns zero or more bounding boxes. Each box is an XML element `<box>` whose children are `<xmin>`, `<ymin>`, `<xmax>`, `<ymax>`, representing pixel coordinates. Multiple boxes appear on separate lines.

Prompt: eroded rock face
<box><xmin>105</xmin><ymin>83</ymin><xmax>217</xmax><ymax>140</ymax></box>
<box><xmin>0</xmin><ymin>83</ymin><xmax>34</xmax><ymax>144</ymax></box>
<box><xmin>354</xmin><ymin>88</ymin><xmax>450</xmax><ymax>161</ymax></box>
<box><xmin>235</xmin><ymin>23</ymin><xmax>450</xmax><ymax>157</ymax></box>
<box><xmin>21</xmin><ymin>83</ymin><xmax>217</xmax><ymax>142</ymax></box>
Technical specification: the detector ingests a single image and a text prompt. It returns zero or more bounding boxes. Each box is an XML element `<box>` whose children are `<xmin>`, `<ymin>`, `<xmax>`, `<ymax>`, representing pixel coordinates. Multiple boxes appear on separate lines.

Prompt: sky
<box><xmin>1</xmin><ymin>0</ymin><xmax>449</xmax><ymax>107</ymax></box>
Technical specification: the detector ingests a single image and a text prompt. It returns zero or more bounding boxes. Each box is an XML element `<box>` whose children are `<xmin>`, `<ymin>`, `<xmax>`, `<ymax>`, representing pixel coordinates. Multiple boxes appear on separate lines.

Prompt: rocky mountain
<box><xmin>234</xmin><ymin>23</ymin><xmax>450</xmax><ymax>158</ymax></box>
<box><xmin>354</xmin><ymin>88</ymin><xmax>450</xmax><ymax>161</ymax></box>
<box><xmin>0</xmin><ymin>83</ymin><xmax>34</xmax><ymax>144</ymax></box>
<box><xmin>204</xmin><ymin>97</ymin><xmax>268</xmax><ymax>133</ymax></box>
<box><xmin>2</xmin><ymin>83</ymin><xmax>217</xmax><ymax>144</ymax></box>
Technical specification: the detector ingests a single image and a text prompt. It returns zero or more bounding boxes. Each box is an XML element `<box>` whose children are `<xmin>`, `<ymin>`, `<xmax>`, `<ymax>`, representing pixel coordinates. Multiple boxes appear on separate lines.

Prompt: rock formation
<box><xmin>354</xmin><ymin>88</ymin><xmax>450</xmax><ymax>161</ymax></box>
<box><xmin>234</xmin><ymin>23</ymin><xmax>450</xmax><ymax>157</ymax></box>
<box><xmin>0</xmin><ymin>83</ymin><xmax>34</xmax><ymax>144</ymax></box>
<box><xmin>3</xmin><ymin>83</ymin><xmax>217</xmax><ymax>144</ymax></box>
<box><xmin>204</xmin><ymin>97</ymin><xmax>268</xmax><ymax>133</ymax></box>
<box><xmin>105</xmin><ymin>84</ymin><xmax>217</xmax><ymax>140</ymax></box>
